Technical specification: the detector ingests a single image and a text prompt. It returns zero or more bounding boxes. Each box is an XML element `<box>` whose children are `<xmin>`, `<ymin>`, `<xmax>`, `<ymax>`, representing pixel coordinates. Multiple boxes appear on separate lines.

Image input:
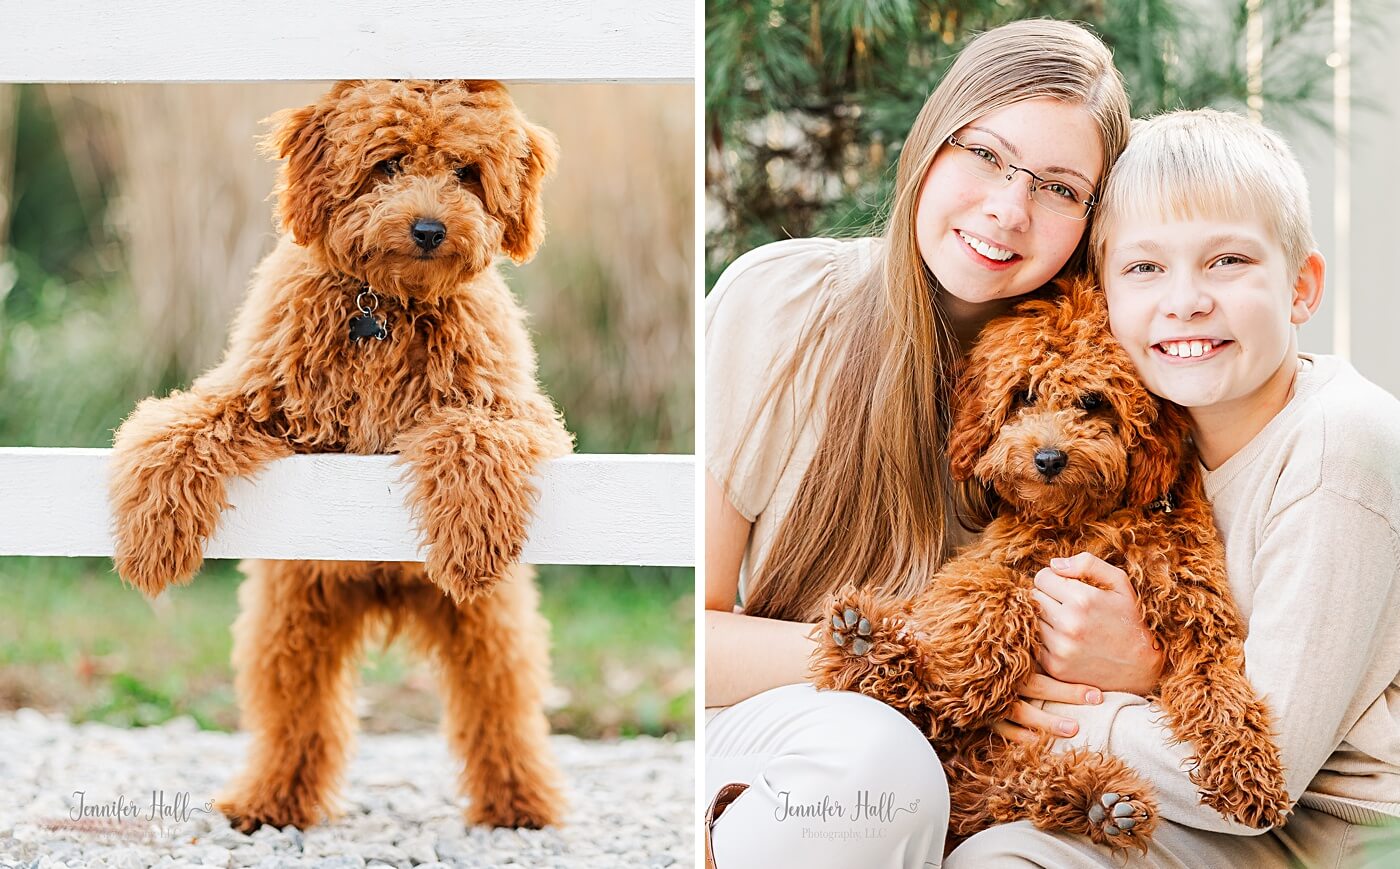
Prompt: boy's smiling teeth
<box><xmin>958</xmin><ymin>231</ymin><xmax>1016</xmax><ymax>261</ymax></box>
<box><xmin>1156</xmin><ymin>338</ymin><xmax>1228</xmax><ymax>358</ymax></box>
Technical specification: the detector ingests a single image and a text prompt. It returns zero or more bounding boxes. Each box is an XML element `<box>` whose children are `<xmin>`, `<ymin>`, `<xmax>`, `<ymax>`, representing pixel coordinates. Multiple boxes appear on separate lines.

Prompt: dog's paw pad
<box><xmin>1087</xmin><ymin>792</ymin><xmax>1150</xmax><ymax>838</ymax></box>
<box><xmin>830</xmin><ymin>608</ymin><xmax>875</xmax><ymax>656</ymax></box>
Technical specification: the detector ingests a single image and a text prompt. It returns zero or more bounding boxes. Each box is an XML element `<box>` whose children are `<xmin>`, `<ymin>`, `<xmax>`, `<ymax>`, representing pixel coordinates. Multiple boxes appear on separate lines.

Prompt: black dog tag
<box><xmin>349</xmin><ymin>312</ymin><xmax>388</xmax><ymax>342</ymax></box>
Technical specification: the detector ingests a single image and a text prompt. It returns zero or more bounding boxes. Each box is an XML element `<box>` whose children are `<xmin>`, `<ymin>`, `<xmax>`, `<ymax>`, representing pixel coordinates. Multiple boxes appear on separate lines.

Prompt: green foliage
<box><xmin>706</xmin><ymin>0</ymin><xmax>1350</xmax><ymax>284</ymax></box>
<box><xmin>0</xmin><ymin>86</ymin><xmax>157</xmax><ymax>448</ymax></box>
<box><xmin>0</xmin><ymin>556</ymin><xmax>243</xmax><ymax>731</ymax></box>
<box><xmin>6</xmin><ymin>87</ymin><xmax>109</xmax><ymax>295</ymax></box>
<box><xmin>0</xmin><ymin>275</ymin><xmax>183</xmax><ymax>447</ymax></box>
<box><xmin>536</xmin><ymin>564</ymin><xmax>694</xmax><ymax>737</ymax></box>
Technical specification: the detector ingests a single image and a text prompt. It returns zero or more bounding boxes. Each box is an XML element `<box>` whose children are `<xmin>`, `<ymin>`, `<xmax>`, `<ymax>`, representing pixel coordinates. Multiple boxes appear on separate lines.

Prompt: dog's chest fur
<box><xmin>227</xmin><ymin>248</ymin><xmax>534</xmax><ymax>455</ymax></box>
<box><xmin>293</xmin><ymin>306</ymin><xmax>444</xmax><ymax>452</ymax></box>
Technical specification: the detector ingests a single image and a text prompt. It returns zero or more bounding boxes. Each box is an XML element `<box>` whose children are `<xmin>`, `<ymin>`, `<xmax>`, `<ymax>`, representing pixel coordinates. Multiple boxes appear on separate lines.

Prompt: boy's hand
<box><xmin>1031</xmin><ymin>552</ymin><xmax>1164</xmax><ymax>696</ymax></box>
<box><xmin>994</xmin><ymin>668</ymin><xmax>1103</xmax><ymax>744</ymax></box>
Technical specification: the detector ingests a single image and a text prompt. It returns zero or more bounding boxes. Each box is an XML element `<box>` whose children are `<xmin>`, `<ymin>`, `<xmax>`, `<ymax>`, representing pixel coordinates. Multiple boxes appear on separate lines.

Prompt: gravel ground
<box><xmin>0</xmin><ymin>709</ymin><xmax>694</xmax><ymax>868</ymax></box>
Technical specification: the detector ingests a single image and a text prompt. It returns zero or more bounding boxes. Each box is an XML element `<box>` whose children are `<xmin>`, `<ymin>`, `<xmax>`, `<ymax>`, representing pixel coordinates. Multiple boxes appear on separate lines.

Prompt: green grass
<box><xmin>0</xmin><ymin>556</ymin><xmax>692</xmax><ymax>738</ymax></box>
<box><xmin>537</xmin><ymin>564</ymin><xmax>694</xmax><ymax>737</ymax></box>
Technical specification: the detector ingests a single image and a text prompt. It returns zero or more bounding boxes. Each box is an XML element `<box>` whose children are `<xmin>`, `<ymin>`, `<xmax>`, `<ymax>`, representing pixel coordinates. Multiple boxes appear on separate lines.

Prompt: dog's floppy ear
<box><xmin>264</xmin><ymin>101</ymin><xmax>335</xmax><ymax>246</ymax></box>
<box><xmin>500</xmin><ymin>122</ymin><xmax>559</xmax><ymax>264</ymax></box>
<box><xmin>947</xmin><ymin>361</ymin><xmax>996</xmax><ymax>482</ymax></box>
<box><xmin>1119</xmin><ymin>376</ymin><xmax>1193</xmax><ymax>509</ymax></box>
<box><xmin>1057</xmin><ymin>277</ymin><xmax>1186</xmax><ymax>506</ymax></box>
<box><xmin>947</xmin><ymin>318</ymin><xmax>1022</xmax><ymax>482</ymax></box>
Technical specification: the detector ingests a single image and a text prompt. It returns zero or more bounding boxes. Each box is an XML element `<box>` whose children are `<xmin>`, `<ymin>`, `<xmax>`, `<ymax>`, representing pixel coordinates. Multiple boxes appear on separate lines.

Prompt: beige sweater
<box><xmin>1049</xmin><ymin>354</ymin><xmax>1400</xmax><ymax>832</ymax></box>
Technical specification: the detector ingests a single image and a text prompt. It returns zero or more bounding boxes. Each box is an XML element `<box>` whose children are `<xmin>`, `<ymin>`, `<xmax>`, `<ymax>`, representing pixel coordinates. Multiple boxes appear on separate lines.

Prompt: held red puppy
<box><xmin>811</xmin><ymin>277</ymin><xmax>1289</xmax><ymax>854</ymax></box>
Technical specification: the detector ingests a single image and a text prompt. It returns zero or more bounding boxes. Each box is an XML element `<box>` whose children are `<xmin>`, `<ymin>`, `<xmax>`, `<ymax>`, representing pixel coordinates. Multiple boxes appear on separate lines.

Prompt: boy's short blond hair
<box><xmin>1090</xmin><ymin>108</ymin><xmax>1315</xmax><ymax>276</ymax></box>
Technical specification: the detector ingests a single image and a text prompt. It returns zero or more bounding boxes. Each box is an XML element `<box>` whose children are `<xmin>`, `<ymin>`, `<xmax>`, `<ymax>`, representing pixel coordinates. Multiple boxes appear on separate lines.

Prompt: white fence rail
<box><xmin>0</xmin><ymin>0</ymin><xmax>694</xmax><ymax>82</ymax></box>
<box><xmin>0</xmin><ymin>448</ymin><xmax>694</xmax><ymax>567</ymax></box>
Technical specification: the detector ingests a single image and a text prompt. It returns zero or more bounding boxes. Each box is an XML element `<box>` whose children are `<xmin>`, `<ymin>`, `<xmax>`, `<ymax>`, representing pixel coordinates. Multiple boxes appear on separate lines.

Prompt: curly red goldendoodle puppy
<box><xmin>107</xmin><ymin>80</ymin><xmax>571</xmax><ymax>832</ymax></box>
<box><xmin>811</xmin><ymin>277</ymin><xmax>1291</xmax><ymax>853</ymax></box>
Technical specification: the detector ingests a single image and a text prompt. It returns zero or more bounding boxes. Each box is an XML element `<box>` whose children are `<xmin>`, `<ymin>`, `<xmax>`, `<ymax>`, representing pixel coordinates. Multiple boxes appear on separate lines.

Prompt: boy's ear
<box><xmin>1290</xmin><ymin>250</ymin><xmax>1326</xmax><ymax>326</ymax></box>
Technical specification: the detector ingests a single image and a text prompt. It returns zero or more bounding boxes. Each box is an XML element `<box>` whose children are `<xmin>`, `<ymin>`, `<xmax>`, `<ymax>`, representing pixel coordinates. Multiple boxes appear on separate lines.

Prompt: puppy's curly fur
<box><xmin>108</xmin><ymin>80</ymin><xmax>571</xmax><ymax>832</ymax></box>
<box><xmin>811</xmin><ymin>277</ymin><xmax>1291</xmax><ymax>853</ymax></box>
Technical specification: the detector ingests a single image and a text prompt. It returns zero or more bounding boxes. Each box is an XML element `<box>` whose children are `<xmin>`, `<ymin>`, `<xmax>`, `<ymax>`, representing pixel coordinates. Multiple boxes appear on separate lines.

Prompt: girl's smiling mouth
<box><xmin>955</xmin><ymin>229</ymin><xmax>1023</xmax><ymax>270</ymax></box>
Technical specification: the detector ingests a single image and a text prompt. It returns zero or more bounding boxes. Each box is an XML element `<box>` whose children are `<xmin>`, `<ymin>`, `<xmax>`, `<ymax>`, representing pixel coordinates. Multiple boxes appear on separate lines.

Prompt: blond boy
<box><xmin>948</xmin><ymin>110</ymin><xmax>1400</xmax><ymax>867</ymax></box>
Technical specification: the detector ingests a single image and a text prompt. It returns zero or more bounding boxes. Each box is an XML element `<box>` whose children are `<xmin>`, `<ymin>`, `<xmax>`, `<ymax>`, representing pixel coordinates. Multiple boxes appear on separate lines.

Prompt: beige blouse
<box><xmin>705</xmin><ymin>236</ymin><xmax>973</xmax><ymax>606</ymax></box>
<box><xmin>705</xmin><ymin>236</ymin><xmax>874</xmax><ymax>605</ymax></box>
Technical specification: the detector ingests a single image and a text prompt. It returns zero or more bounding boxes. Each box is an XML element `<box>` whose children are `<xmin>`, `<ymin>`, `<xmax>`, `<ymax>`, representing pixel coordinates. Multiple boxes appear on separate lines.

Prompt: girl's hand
<box><xmin>993</xmin><ymin>669</ymin><xmax>1103</xmax><ymax>744</ymax></box>
<box><xmin>1032</xmin><ymin>552</ymin><xmax>1164</xmax><ymax>695</ymax></box>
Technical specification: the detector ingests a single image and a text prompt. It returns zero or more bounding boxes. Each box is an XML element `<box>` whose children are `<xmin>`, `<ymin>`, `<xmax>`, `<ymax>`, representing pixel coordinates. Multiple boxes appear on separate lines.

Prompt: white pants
<box><xmin>708</xmin><ymin>685</ymin><xmax>1400</xmax><ymax>869</ymax></box>
<box><xmin>705</xmin><ymin>683</ymin><xmax>950</xmax><ymax>869</ymax></box>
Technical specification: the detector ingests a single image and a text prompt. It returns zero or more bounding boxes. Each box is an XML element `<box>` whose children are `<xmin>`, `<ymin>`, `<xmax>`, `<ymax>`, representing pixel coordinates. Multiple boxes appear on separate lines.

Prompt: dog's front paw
<box><xmin>110</xmin><ymin>461</ymin><xmax>220</xmax><ymax>597</ymax></box>
<box><xmin>1193</xmin><ymin>736</ymin><xmax>1291</xmax><ymax>829</ymax></box>
<box><xmin>113</xmin><ymin>525</ymin><xmax>204</xmax><ymax>598</ymax></box>
<box><xmin>831</xmin><ymin>607</ymin><xmax>876</xmax><ymax>656</ymax></box>
<box><xmin>811</xmin><ymin>590</ymin><xmax>919</xmax><ymax>696</ymax></box>
<box><xmin>423</xmin><ymin>529</ymin><xmax>515</xmax><ymax>605</ymax></box>
<box><xmin>400</xmin><ymin>432</ymin><xmax>534</xmax><ymax>605</ymax></box>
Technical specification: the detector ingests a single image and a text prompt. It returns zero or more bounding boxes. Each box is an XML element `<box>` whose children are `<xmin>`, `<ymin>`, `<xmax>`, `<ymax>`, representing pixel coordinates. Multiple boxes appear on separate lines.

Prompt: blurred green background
<box><xmin>0</xmin><ymin>82</ymin><xmax>694</xmax><ymax>739</ymax></box>
<box><xmin>705</xmin><ymin>0</ymin><xmax>1363</xmax><ymax>287</ymax></box>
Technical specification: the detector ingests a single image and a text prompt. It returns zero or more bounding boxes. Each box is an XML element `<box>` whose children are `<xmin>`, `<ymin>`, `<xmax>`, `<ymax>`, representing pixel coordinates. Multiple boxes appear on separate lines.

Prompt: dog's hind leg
<box><xmin>1152</xmin><ymin>639</ymin><xmax>1291</xmax><ymax>828</ymax></box>
<box><xmin>969</xmin><ymin>739</ymin><xmax>1158</xmax><ymax>854</ymax></box>
<box><xmin>1135</xmin><ymin>527</ymin><xmax>1291</xmax><ymax>829</ymax></box>
<box><xmin>407</xmin><ymin>563</ymin><xmax>565</xmax><ymax>829</ymax></box>
<box><xmin>216</xmin><ymin>560</ymin><xmax>373</xmax><ymax>832</ymax></box>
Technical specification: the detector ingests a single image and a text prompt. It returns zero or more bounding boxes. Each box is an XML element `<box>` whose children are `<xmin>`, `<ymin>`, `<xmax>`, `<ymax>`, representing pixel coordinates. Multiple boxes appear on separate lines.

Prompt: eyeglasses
<box><xmin>944</xmin><ymin>135</ymin><xmax>1097</xmax><ymax>220</ymax></box>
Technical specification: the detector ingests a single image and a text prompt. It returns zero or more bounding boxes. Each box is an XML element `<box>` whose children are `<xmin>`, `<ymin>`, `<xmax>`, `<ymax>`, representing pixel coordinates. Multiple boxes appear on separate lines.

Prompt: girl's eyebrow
<box><xmin>964</xmin><ymin>125</ymin><xmax>1096</xmax><ymax>190</ymax></box>
<box><xmin>965</xmin><ymin>126</ymin><xmax>1022</xmax><ymax>159</ymax></box>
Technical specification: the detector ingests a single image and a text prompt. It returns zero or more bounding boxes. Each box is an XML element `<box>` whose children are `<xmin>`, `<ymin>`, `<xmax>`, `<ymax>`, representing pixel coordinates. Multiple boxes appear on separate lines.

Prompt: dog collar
<box><xmin>1149</xmin><ymin>492</ymin><xmax>1175</xmax><ymax>514</ymax></box>
<box><xmin>349</xmin><ymin>286</ymin><xmax>389</xmax><ymax>343</ymax></box>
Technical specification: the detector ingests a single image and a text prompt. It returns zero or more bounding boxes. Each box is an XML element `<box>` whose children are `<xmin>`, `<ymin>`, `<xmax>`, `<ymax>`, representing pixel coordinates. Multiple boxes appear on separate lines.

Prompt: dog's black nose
<box><xmin>411</xmin><ymin>218</ymin><xmax>447</xmax><ymax>252</ymax></box>
<box><xmin>1034</xmin><ymin>448</ymin><xmax>1068</xmax><ymax>479</ymax></box>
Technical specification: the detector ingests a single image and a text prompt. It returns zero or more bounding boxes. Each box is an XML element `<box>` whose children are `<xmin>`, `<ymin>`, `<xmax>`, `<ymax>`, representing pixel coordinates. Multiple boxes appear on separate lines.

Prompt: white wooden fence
<box><xmin>0</xmin><ymin>1</ymin><xmax>694</xmax><ymax>83</ymax></box>
<box><xmin>0</xmin><ymin>1</ymin><xmax>697</xmax><ymax>568</ymax></box>
<box><xmin>0</xmin><ymin>450</ymin><xmax>694</xmax><ymax>566</ymax></box>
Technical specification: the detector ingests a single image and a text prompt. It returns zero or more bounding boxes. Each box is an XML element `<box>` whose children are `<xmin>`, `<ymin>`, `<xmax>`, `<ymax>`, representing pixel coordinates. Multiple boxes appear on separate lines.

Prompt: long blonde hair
<box><xmin>737</xmin><ymin>19</ymin><xmax>1131</xmax><ymax>622</ymax></box>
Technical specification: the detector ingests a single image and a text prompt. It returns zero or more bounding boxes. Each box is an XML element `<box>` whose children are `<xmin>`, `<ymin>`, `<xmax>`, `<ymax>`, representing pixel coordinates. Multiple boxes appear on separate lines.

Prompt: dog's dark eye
<box><xmin>1020</xmin><ymin>388</ymin><xmax>1037</xmax><ymax>407</ymax></box>
<box><xmin>454</xmin><ymin>165</ymin><xmax>481</xmax><ymax>185</ymax></box>
<box><xmin>1079</xmin><ymin>393</ymin><xmax>1104</xmax><ymax>411</ymax></box>
<box><xmin>380</xmin><ymin>157</ymin><xmax>402</xmax><ymax>177</ymax></box>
